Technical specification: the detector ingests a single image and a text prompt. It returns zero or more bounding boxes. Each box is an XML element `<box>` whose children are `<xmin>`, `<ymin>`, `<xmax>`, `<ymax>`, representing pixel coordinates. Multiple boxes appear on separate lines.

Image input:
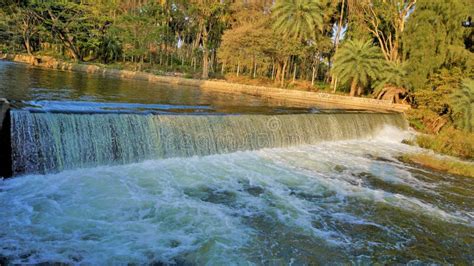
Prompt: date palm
<box><xmin>332</xmin><ymin>39</ymin><xmax>385</xmax><ymax>96</ymax></box>
<box><xmin>271</xmin><ymin>0</ymin><xmax>323</xmax><ymax>41</ymax></box>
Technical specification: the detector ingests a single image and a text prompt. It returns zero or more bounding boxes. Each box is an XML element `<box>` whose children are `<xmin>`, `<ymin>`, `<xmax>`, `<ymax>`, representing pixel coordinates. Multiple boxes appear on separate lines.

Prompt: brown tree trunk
<box><xmin>202</xmin><ymin>50</ymin><xmax>209</xmax><ymax>79</ymax></box>
<box><xmin>292</xmin><ymin>62</ymin><xmax>297</xmax><ymax>83</ymax></box>
<box><xmin>280</xmin><ymin>59</ymin><xmax>288</xmax><ymax>87</ymax></box>
<box><xmin>331</xmin><ymin>0</ymin><xmax>345</xmax><ymax>92</ymax></box>
<box><xmin>350</xmin><ymin>79</ymin><xmax>358</xmax><ymax>97</ymax></box>
<box><xmin>24</xmin><ymin>35</ymin><xmax>32</xmax><ymax>55</ymax></box>
<box><xmin>201</xmin><ymin>24</ymin><xmax>209</xmax><ymax>79</ymax></box>
<box><xmin>275</xmin><ymin>63</ymin><xmax>281</xmax><ymax>83</ymax></box>
<box><xmin>253</xmin><ymin>61</ymin><xmax>257</xmax><ymax>78</ymax></box>
<box><xmin>271</xmin><ymin>60</ymin><xmax>275</xmax><ymax>80</ymax></box>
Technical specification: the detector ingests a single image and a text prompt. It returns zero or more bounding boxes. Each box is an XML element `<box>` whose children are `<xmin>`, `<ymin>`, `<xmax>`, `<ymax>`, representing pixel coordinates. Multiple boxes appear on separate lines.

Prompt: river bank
<box><xmin>400</xmin><ymin>153</ymin><xmax>474</xmax><ymax>178</ymax></box>
<box><xmin>0</xmin><ymin>53</ymin><xmax>410</xmax><ymax>112</ymax></box>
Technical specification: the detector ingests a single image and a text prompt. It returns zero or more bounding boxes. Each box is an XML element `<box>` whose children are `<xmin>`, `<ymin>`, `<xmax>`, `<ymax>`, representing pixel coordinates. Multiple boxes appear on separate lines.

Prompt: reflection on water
<box><xmin>0</xmin><ymin>60</ymin><xmax>370</xmax><ymax>114</ymax></box>
<box><xmin>0</xmin><ymin>131</ymin><xmax>473</xmax><ymax>264</ymax></box>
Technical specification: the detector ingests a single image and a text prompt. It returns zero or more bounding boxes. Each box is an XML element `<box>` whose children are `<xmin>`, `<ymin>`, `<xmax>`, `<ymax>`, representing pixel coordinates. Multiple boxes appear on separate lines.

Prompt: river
<box><xmin>0</xmin><ymin>61</ymin><xmax>472</xmax><ymax>264</ymax></box>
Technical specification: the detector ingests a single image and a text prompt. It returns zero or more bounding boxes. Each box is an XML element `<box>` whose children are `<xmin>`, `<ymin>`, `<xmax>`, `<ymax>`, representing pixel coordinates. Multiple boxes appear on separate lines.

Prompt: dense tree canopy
<box><xmin>0</xmin><ymin>0</ymin><xmax>473</xmax><ymax>132</ymax></box>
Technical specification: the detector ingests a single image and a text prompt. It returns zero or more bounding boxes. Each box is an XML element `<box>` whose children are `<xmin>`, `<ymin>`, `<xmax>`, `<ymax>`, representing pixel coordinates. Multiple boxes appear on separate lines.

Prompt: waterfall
<box><xmin>10</xmin><ymin>110</ymin><xmax>407</xmax><ymax>175</ymax></box>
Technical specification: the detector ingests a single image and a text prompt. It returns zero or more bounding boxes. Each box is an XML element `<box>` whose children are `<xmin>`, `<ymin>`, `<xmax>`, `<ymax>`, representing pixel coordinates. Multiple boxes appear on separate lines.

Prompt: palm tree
<box><xmin>372</xmin><ymin>61</ymin><xmax>410</xmax><ymax>103</ymax></box>
<box><xmin>451</xmin><ymin>79</ymin><xmax>474</xmax><ymax>132</ymax></box>
<box><xmin>271</xmin><ymin>0</ymin><xmax>323</xmax><ymax>41</ymax></box>
<box><xmin>271</xmin><ymin>0</ymin><xmax>322</xmax><ymax>87</ymax></box>
<box><xmin>331</xmin><ymin>39</ymin><xmax>385</xmax><ymax>96</ymax></box>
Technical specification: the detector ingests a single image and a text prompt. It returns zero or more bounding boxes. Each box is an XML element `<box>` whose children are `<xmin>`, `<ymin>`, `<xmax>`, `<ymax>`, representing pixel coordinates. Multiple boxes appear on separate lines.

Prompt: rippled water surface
<box><xmin>1</xmin><ymin>131</ymin><xmax>473</xmax><ymax>264</ymax></box>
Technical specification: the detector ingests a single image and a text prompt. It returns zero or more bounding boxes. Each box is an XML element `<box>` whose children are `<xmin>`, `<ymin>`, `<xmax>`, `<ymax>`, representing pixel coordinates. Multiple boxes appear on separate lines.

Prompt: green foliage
<box><xmin>402</xmin><ymin>0</ymin><xmax>473</xmax><ymax>90</ymax></box>
<box><xmin>407</xmin><ymin>68</ymin><xmax>464</xmax><ymax>134</ymax></box>
<box><xmin>451</xmin><ymin>79</ymin><xmax>474</xmax><ymax>132</ymax></box>
<box><xmin>98</xmin><ymin>34</ymin><xmax>122</xmax><ymax>64</ymax></box>
<box><xmin>372</xmin><ymin>61</ymin><xmax>410</xmax><ymax>95</ymax></box>
<box><xmin>332</xmin><ymin>39</ymin><xmax>385</xmax><ymax>96</ymax></box>
<box><xmin>415</xmin><ymin>127</ymin><xmax>474</xmax><ymax>160</ymax></box>
<box><xmin>271</xmin><ymin>0</ymin><xmax>323</xmax><ymax>41</ymax></box>
<box><xmin>218</xmin><ymin>22</ymin><xmax>272</xmax><ymax>74</ymax></box>
<box><xmin>114</xmin><ymin>3</ymin><xmax>164</xmax><ymax>63</ymax></box>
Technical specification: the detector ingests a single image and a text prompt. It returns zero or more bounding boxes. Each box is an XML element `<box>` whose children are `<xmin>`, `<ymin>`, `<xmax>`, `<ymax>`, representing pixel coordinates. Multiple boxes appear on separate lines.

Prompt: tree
<box><xmin>451</xmin><ymin>79</ymin><xmax>474</xmax><ymax>132</ymax></box>
<box><xmin>31</xmin><ymin>1</ymin><xmax>103</xmax><ymax>61</ymax></box>
<box><xmin>271</xmin><ymin>0</ymin><xmax>323</xmax><ymax>41</ymax></box>
<box><xmin>115</xmin><ymin>7</ymin><xmax>157</xmax><ymax>67</ymax></box>
<box><xmin>331</xmin><ymin>39</ymin><xmax>385</xmax><ymax>96</ymax></box>
<box><xmin>219</xmin><ymin>23</ymin><xmax>272</xmax><ymax>77</ymax></box>
<box><xmin>372</xmin><ymin>61</ymin><xmax>409</xmax><ymax>102</ymax></box>
<box><xmin>0</xmin><ymin>1</ymin><xmax>35</xmax><ymax>54</ymax></box>
<box><xmin>189</xmin><ymin>0</ymin><xmax>229</xmax><ymax>79</ymax></box>
<box><xmin>402</xmin><ymin>0</ymin><xmax>473</xmax><ymax>90</ymax></box>
<box><xmin>362</xmin><ymin>0</ymin><xmax>416</xmax><ymax>63</ymax></box>
<box><xmin>18</xmin><ymin>7</ymin><xmax>39</xmax><ymax>55</ymax></box>
<box><xmin>270</xmin><ymin>0</ymin><xmax>323</xmax><ymax>86</ymax></box>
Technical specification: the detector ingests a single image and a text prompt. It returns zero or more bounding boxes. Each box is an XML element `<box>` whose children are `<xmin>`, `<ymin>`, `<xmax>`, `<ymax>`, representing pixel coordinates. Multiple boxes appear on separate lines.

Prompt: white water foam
<box><xmin>0</xmin><ymin>129</ymin><xmax>472</xmax><ymax>264</ymax></box>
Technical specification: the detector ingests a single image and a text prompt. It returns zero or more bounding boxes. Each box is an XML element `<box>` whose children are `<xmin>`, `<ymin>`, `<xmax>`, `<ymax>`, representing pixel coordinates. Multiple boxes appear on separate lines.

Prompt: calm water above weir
<box><xmin>0</xmin><ymin>60</ymin><xmax>473</xmax><ymax>264</ymax></box>
<box><xmin>0</xmin><ymin>60</ymin><xmax>366</xmax><ymax>114</ymax></box>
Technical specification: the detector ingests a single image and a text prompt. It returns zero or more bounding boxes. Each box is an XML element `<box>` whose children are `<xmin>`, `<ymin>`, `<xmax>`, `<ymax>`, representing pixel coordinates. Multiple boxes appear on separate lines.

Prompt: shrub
<box><xmin>415</xmin><ymin>127</ymin><xmax>474</xmax><ymax>160</ymax></box>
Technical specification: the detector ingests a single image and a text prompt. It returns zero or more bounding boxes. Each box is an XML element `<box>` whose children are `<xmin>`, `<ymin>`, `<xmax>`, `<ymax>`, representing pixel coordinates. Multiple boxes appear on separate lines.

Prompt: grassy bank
<box><xmin>399</xmin><ymin>153</ymin><xmax>474</xmax><ymax>178</ymax></box>
<box><xmin>400</xmin><ymin>126</ymin><xmax>474</xmax><ymax>178</ymax></box>
<box><xmin>416</xmin><ymin>132</ymin><xmax>474</xmax><ymax>160</ymax></box>
<box><xmin>404</xmin><ymin>127</ymin><xmax>474</xmax><ymax>160</ymax></box>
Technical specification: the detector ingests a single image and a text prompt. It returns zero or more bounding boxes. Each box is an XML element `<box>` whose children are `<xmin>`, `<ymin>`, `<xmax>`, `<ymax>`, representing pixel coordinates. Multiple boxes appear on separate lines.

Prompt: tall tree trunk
<box><xmin>271</xmin><ymin>61</ymin><xmax>275</xmax><ymax>80</ymax></box>
<box><xmin>21</xmin><ymin>11</ymin><xmax>37</xmax><ymax>56</ymax></box>
<box><xmin>280</xmin><ymin>59</ymin><xmax>288</xmax><ymax>87</ymax></box>
<box><xmin>312</xmin><ymin>54</ymin><xmax>320</xmax><ymax>86</ymax></box>
<box><xmin>253</xmin><ymin>62</ymin><xmax>257</xmax><ymax>78</ymax></box>
<box><xmin>275</xmin><ymin>62</ymin><xmax>281</xmax><ymax>83</ymax></box>
<box><xmin>202</xmin><ymin>49</ymin><xmax>209</xmax><ymax>79</ymax></box>
<box><xmin>350</xmin><ymin>78</ymin><xmax>358</xmax><ymax>97</ymax></box>
<box><xmin>201</xmin><ymin>25</ymin><xmax>209</xmax><ymax>79</ymax></box>
<box><xmin>332</xmin><ymin>77</ymin><xmax>338</xmax><ymax>93</ymax></box>
<box><xmin>24</xmin><ymin>34</ymin><xmax>32</xmax><ymax>55</ymax></box>
<box><xmin>332</xmin><ymin>0</ymin><xmax>345</xmax><ymax>92</ymax></box>
<box><xmin>292</xmin><ymin>62</ymin><xmax>297</xmax><ymax>83</ymax></box>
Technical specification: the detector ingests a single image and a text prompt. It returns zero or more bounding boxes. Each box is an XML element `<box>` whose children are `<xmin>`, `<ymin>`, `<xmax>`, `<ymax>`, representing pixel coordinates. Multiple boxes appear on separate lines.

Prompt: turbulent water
<box><xmin>0</xmin><ymin>127</ymin><xmax>473</xmax><ymax>264</ymax></box>
<box><xmin>10</xmin><ymin>111</ymin><xmax>406</xmax><ymax>175</ymax></box>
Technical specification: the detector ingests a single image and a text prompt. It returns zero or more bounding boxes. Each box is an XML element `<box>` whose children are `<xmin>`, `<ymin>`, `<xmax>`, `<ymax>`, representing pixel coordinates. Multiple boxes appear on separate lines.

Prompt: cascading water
<box><xmin>10</xmin><ymin>110</ymin><xmax>407</xmax><ymax>175</ymax></box>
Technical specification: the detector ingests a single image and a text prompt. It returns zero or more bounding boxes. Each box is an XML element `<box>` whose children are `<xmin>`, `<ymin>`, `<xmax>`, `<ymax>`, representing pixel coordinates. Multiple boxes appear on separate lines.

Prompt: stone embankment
<box><xmin>0</xmin><ymin>98</ymin><xmax>11</xmax><ymax>177</ymax></box>
<box><xmin>1</xmin><ymin>54</ymin><xmax>410</xmax><ymax>112</ymax></box>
